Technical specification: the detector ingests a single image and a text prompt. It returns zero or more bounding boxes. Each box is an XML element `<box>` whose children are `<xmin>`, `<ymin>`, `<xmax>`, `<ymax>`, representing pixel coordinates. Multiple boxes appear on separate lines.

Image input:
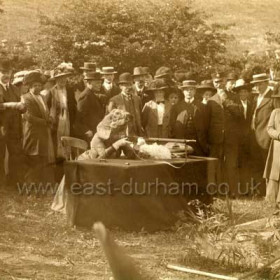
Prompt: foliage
<box><xmin>38</xmin><ymin>0</ymin><xmax>231</xmax><ymax>75</ymax></box>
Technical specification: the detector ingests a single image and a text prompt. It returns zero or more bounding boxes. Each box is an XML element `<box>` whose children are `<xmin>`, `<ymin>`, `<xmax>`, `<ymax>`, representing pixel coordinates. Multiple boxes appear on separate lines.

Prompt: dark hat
<box><xmin>233</xmin><ymin>79</ymin><xmax>251</xmax><ymax>92</ymax></box>
<box><xmin>211</xmin><ymin>72</ymin><xmax>223</xmax><ymax>81</ymax></box>
<box><xmin>197</xmin><ymin>80</ymin><xmax>216</xmax><ymax>92</ymax></box>
<box><xmin>0</xmin><ymin>60</ymin><xmax>12</xmax><ymax>71</ymax></box>
<box><xmin>142</xmin><ymin>67</ymin><xmax>150</xmax><ymax>74</ymax></box>
<box><xmin>84</xmin><ymin>72</ymin><xmax>102</xmax><ymax>81</ymax></box>
<box><xmin>133</xmin><ymin>67</ymin><xmax>146</xmax><ymax>77</ymax></box>
<box><xmin>179</xmin><ymin>80</ymin><xmax>197</xmax><ymax>89</ymax></box>
<box><xmin>118</xmin><ymin>73</ymin><xmax>133</xmax><ymax>84</ymax></box>
<box><xmin>154</xmin><ymin>66</ymin><xmax>172</xmax><ymax>79</ymax></box>
<box><xmin>80</xmin><ymin>62</ymin><xmax>97</xmax><ymax>71</ymax></box>
<box><xmin>226</xmin><ymin>72</ymin><xmax>237</xmax><ymax>81</ymax></box>
<box><xmin>250</xmin><ymin>73</ymin><xmax>269</xmax><ymax>84</ymax></box>
<box><xmin>23</xmin><ymin>72</ymin><xmax>45</xmax><ymax>85</ymax></box>
<box><xmin>147</xmin><ymin>79</ymin><xmax>168</xmax><ymax>92</ymax></box>
<box><xmin>100</xmin><ymin>66</ymin><xmax>117</xmax><ymax>75</ymax></box>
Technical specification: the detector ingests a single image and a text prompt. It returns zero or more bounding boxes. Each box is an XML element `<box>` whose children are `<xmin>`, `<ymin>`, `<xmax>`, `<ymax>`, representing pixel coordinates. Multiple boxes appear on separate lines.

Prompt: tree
<box><xmin>38</xmin><ymin>0</ymin><xmax>231</xmax><ymax>76</ymax></box>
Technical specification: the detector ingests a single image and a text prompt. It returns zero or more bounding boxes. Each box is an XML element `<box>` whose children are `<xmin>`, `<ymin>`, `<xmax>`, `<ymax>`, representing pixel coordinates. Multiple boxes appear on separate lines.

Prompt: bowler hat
<box><xmin>100</xmin><ymin>66</ymin><xmax>117</xmax><ymax>75</ymax></box>
<box><xmin>118</xmin><ymin>73</ymin><xmax>133</xmax><ymax>84</ymax></box>
<box><xmin>197</xmin><ymin>80</ymin><xmax>216</xmax><ymax>92</ymax></box>
<box><xmin>84</xmin><ymin>72</ymin><xmax>102</xmax><ymax>81</ymax></box>
<box><xmin>233</xmin><ymin>79</ymin><xmax>251</xmax><ymax>92</ymax></box>
<box><xmin>179</xmin><ymin>80</ymin><xmax>197</xmax><ymax>89</ymax></box>
<box><xmin>250</xmin><ymin>73</ymin><xmax>269</xmax><ymax>84</ymax></box>
<box><xmin>155</xmin><ymin>66</ymin><xmax>172</xmax><ymax>79</ymax></box>
<box><xmin>80</xmin><ymin>62</ymin><xmax>97</xmax><ymax>71</ymax></box>
<box><xmin>23</xmin><ymin>72</ymin><xmax>45</xmax><ymax>85</ymax></box>
<box><xmin>147</xmin><ymin>79</ymin><xmax>168</xmax><ymax>92</ymax></box>
<box><xmin>133</xmin><ymin>67</ymin><xmax>146</xmax><ymax>77</ymax></box>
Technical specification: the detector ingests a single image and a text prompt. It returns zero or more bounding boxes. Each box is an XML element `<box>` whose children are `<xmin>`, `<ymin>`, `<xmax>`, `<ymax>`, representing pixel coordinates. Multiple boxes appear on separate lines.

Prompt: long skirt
<box><xmin>266</xmin><ymin>179</ymin><xmax>280</xmax><ymax>205</ymax></box>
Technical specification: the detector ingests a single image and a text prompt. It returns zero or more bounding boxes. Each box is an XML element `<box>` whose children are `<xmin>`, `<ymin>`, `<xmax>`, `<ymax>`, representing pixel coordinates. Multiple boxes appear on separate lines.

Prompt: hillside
<box><xmin>0</xmin><ymin>0</ymin><xmax>280</xmax><ymax>54</ymax></box>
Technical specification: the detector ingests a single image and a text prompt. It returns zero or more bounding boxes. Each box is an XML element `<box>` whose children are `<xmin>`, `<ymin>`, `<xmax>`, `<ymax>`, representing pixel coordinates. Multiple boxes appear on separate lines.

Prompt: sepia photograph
<box><xmin>1</xmin><ymin>0</ymin><xmax>280</xmax><ymax>279</ymax></box>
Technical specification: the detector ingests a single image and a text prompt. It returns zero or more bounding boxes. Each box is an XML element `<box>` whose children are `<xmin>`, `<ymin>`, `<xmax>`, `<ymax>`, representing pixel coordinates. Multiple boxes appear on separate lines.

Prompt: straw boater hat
<box><xmin>250</xmin><ymin>73</ymin><xmax>270</xmax><ymax>84</ymax></box>
<box><xmin>232</xmin><ymin>79</ymin><xmax>251</xmax><ymax>92</ymax></box>
<box><xmin>100</xmin><ymin>66</ymin><xmax>117</xmax><ymax>75</ymax></box>
<box><xmin>80</xmin><ymin>62</ymin><xmax>96</xmax><ymax>71</ymax></box>
<box><xmin>179</xmin><ymin>80</ymin><xmax>197</xmax><ymax>89</ymax></box>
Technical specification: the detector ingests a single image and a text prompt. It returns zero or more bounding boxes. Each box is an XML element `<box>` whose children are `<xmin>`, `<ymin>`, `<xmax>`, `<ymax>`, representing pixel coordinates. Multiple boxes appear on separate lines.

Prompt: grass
<box><xmin>0</xmin><ymin>186</ymin><xmax>279</xmax><ymax>279</ymax></box>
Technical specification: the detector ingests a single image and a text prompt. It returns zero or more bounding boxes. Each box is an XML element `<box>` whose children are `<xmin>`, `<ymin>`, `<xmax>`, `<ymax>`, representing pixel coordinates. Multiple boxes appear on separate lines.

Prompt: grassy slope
<box><xmin>1</xmin><ymin>0</ymin><xmax>280</xmax><ymax>53</ymax></box>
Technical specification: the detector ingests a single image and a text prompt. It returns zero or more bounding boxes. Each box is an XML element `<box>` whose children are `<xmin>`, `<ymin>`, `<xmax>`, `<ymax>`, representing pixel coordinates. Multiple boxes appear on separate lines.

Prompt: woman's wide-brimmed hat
<box><xmin>50</xmin><ymin>62</ymin><xmax>75</xmax><ymax>80</ymax></box>
<box><xmin>80</xmin><ymin>62</ymin><xmax>97</xmax><ymax>71</ymax></box>
<box><xmin>179</xmin><ymin>80</ymin><xmax>197</xmax><ymax>89</ymax></box>
<box><xmin>233</xmin><ymin>79</ymin><xmax>251</xmax><ymax>92</ymax></box>
<box><xmin>100</xmin><ymin>66</ymin><xmax>117</xmax><ymax>75</ymax></box>
<box><xmin>23</xmin><ymin>71</ymin><xmax>46</xmax><ymax>85</ymax></box>
<box><xmin>250</xmin><ymin>73</ymin><xmax>270</xmax><ymax>84</ymax></box>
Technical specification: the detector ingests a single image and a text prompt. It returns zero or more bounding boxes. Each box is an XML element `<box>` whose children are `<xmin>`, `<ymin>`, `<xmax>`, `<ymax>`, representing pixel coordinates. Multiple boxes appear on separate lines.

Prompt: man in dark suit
<box><xmin>233</xmin><ymin>79</ymin><xmax>253</xmax><ymax>194</ymax></box>
<box><xmin>100</xmin><ymin>67</ymin><xmax>120</xmax><ymax>106</ymax></box>
<box><xmin>22</xmin><ymin>72</ymin><xmax>55</xmax><ymax>186</ymax></box>
<box><xmin>250</xmin><ymin>73</ymin><xmax>275</xmax><ymax>196</ymax></box>
<box><xmin>132</xmin><ymin>67</ymin><xmax>150</xmax><ymax>106</ymax></box>
<box><xmin>207</xmin><ymin>76</ymin><xmax>243</xmax><ymax>190</ymax></box>
<box><xmin>170</xmin><ymin>80</ymin><xmax>209</xmax><ymax>156</ymax></box>
<box><xmin>0</xmin><ymin>60</ymin><xmax>25</xmax><ymax>187</ymax></box>
<box><xmin>74</xmin><ymin>72</ymin><xmax>105</xmax><ymax>143</ymax></box>
<box><xmin>108</xmin><ymin>73</ymin><xmax>143</xmax><ymax>136</ymax></box>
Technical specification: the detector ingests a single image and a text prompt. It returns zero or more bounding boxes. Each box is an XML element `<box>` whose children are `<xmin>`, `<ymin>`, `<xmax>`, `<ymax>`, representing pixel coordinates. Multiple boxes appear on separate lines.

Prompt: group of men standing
<box><xmin>0</xmin><ymin>59</ymin><xmax>279</xmax><ymax>200</ymax></box>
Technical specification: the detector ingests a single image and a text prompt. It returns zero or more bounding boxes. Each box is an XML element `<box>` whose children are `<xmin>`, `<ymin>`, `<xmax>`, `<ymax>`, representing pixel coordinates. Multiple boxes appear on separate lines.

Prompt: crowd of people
<box><xmin>1</xmin><ymin>59</ymin><xmax>280</xmax><ymax>207</ymax></box>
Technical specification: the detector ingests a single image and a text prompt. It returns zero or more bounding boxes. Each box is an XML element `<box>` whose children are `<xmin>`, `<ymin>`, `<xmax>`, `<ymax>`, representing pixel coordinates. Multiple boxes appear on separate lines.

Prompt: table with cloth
<box><xmin>64</xmin><ymin>156</ymin><xmax>218</xmax><ymax>232</ymax></box>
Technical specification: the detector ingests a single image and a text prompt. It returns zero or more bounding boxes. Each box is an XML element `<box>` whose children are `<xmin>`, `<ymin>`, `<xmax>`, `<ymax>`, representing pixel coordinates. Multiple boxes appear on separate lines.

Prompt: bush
<box><xmin>38</xmin><ymin>0</ymin><xmax>231</xmax><ymax>76</ymax></box>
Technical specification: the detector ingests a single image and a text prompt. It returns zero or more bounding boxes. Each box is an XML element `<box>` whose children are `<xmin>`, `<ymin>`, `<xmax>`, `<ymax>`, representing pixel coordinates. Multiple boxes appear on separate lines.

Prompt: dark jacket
<box><xmin>0</xmin><ymin>84</ymin><xmax>22</xmax><ymax>140</ymax></box>
<box><xmin>108</xmin><ymin>93</ymin><xmax>143</xmax><ymax>136</ymax></box>
<box><xmin>251</xmin><ymin>88</ymin><xmax>275</xmax><ymax>150</ymax></box>
<box><xmin>74</xmin><ymin>87</ymin><xmax>105</xmax><ymax>141</ymax></box>
<box><xmin>22</xmin><ymin>92</ymin><xmax>50</xmax><ymax>157</ymax></box>
<box><xmin>169</xmin><ymin>100</ymin><xmax>209</xmax><ymax>155</ymax></box>
<box><xmin>142</xmin><ymin>100</ymin><xmax>172</xmax><ymax>138</ymax></box>
<box><xmin>207</xmin><ymin>93</ymin><xmax>243</xmax><ymax>145</ymax></box>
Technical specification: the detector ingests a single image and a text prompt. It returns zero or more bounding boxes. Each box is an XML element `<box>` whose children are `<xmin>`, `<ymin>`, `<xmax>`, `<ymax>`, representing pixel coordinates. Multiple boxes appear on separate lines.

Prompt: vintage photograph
<box><xmin>1</xmin><ymin>0</ymin><xmax>280</xmax><ymax>279</ymax></box>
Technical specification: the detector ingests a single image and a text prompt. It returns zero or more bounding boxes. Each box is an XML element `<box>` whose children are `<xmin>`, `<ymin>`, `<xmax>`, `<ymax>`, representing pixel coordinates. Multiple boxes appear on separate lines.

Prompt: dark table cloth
<box><xmin>64</xmin><ymin>156</ymin><xmax>218</xmax><ymax>232</ymax></box>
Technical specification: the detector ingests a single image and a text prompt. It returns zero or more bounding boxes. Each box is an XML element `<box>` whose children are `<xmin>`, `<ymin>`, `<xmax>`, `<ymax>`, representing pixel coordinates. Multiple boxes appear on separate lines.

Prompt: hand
<box><xmin>112</xmin><ymin>138</ymin><xmax>132</xmax><ymax>150</ymax></box>
<box><xmin>85</xmin><ymin>130</ymin><xmax>94</xmax><ymax>139</ymax></box>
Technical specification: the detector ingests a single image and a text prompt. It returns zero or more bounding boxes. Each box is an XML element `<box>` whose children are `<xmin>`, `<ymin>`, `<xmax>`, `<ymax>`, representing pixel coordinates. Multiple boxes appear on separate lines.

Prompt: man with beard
<box><xmin>132</xmin><ymin>67</ymin><xmax>150</xmax><ymax>106</ymax></box>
